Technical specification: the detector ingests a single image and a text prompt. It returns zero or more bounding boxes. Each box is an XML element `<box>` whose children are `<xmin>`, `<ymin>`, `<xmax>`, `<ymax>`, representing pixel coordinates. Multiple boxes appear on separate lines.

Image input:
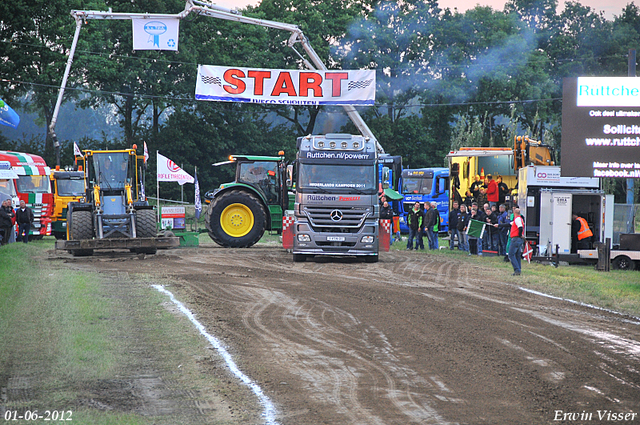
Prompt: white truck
<box><xmin>517</xmin><ymin>165</ymin><xmax>613</xmax><ymax>257</ymax></box>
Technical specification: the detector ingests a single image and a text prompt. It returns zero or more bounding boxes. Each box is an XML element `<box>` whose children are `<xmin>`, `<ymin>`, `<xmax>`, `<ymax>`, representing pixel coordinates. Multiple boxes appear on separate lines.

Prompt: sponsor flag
<box><xmin>140</xmin><ymin>179</ymin><xmax>146</xmax><ymax>200</ymax></box>
<box><xmin>157</xmin><ymin>152</ymin><xmax>194</xmax><ymax>185</ymax></box>
<box><xmin>143</xmin><ymin>141</ymin><xmax>149</xmax><ymax>164</ymax></box>
<box><xmin>73</xmin><ymin>141</ymin><xmax>82</xmax><ymax>157</ymax></box>
<box><xmin>0</xmin><ymin>98</ymin><xmax>20</xmax><ymax>129</ymax></box>
<box><xmin>466</xmin><ymin>219</ymin><xmax>486</xmax><ymax>238</ymax></box>
<box><xmin>132</xmin><ymin>18</ymin><xmax>179</xmax><ymax>51</ymax></box>
<box><xmin>196</xmin><ymin>65</ymin><xmax>375</xmax><ymax>106</ymax></box>
<box><xmin>523</xmin><ymin>241</ymin><xmax>533</xmax><ymax>263</ymax></box>
<box><xmin>194</xmin><ymin>168</ymin><xmax>202</xmax><ymax>219</ymax></box>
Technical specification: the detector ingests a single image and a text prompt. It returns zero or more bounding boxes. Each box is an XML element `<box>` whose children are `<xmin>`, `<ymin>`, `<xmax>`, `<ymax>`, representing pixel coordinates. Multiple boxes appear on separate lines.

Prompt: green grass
<box><xmin>391</xmin><ymin>236</ymin><xmax>640</xmax><ymax>317</ymax></box>
<box><xmin>0</xmin><ymin>239</ymin><xmax>240</xmax><ymax>424</ymax></box>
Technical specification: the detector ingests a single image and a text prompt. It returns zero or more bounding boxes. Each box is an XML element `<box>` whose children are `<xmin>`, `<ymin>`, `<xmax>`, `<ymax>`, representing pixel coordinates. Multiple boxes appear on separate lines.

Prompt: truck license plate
<box><xmin>327</xmin><ymin>236</ymin><xmax>345</xmax><ymax>242</ymax></box>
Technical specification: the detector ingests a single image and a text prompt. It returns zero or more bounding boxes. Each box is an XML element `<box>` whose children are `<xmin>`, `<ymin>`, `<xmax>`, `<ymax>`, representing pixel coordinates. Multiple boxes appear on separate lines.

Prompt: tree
<box><xmin>0</xmin><ymin>0</ymin><xmax>95</xmax><ymax>163</ymax></box>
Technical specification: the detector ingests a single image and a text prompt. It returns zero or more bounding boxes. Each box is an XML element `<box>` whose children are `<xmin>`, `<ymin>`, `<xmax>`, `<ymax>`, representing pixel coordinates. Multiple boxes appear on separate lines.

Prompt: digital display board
<box><xmin>561</xmin><ymin>77</ymin><xmax>640</xmax><ymax>178</ymax></box>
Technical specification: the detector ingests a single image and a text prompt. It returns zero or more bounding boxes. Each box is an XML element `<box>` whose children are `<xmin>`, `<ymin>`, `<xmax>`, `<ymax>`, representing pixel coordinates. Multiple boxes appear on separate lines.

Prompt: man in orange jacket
<box><xmin>571</xmin><ymin>212</ymin><xmax>593</xmax><ymax>253</ymax></box>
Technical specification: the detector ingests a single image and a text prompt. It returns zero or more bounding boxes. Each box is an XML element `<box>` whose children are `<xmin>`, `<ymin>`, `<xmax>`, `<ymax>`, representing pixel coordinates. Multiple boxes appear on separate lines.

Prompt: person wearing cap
<box><xmin>485</xmin><ymin>174</ymin><xmax>499</xmax><ymax>207</ymax></box>
<box><xmin>0</xmin><ymin>197</ymin><xmax>15</xmax><ymax>245</ymax></box>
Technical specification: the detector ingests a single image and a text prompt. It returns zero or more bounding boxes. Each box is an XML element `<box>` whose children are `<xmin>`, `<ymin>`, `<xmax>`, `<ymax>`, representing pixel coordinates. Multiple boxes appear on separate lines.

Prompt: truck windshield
<box><xmin>0</xmin><ymin>179</ymin><xmax>16</xmax><ymax>196</ymax></box>
<box><xmin>93</xmin><ymin>153</ymin><xmax>129</xmax><ymax>189</ymax></box>
<box><xmin>15</xmin><ymin>175</ymin><xmax>51</xmax><ymax>193</ymax></box>
<box><xmin>402</xmin><ymin>177</ymin><xmax>433</xmax><ymax>195</ymax></box>
<box><xmin>57</xmin><ymin>179</ymin><xmax>85</xmax><ymax>196</ymax></box>
<box><xmin>298</xmin><ymin>164</ymin><xmax>376</xmax><ymax>191</ymax></box>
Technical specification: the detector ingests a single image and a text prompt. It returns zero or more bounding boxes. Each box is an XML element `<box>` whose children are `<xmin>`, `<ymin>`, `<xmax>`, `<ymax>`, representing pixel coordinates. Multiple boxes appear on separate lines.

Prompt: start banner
<box><xmin>195</xmin><ymin>65</ymin><xmax>375</xmax><ymax>106</ymax></box>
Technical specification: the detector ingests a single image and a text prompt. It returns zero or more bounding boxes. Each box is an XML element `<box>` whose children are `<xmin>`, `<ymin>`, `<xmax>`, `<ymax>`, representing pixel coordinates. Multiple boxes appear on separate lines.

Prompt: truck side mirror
<box><xmin>382</xmin><ymin>167</ymin><xmax>390</xmax><ymax>189</ymax></box>
<box><xmin>286</xmin><ymin>164</ymin><xmax>294</xmax><ymax>188</ymax></box>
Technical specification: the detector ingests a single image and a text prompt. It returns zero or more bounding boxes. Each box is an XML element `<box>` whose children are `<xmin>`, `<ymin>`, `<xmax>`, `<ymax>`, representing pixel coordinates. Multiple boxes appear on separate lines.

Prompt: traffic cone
<box><xmin>480</xmin><ymin>167</ymin><xmax>485</xmax><ymax>180</ymax></box>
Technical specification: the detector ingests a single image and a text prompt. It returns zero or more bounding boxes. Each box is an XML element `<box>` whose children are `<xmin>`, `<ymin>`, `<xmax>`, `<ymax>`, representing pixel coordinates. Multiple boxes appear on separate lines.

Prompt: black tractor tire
<box><xmin>69</xmin><ymin>210</ymin><xmax>94</xmax><ymax>257</ymax></box>
<box><xmin>205</xmin><ymin>190</ymin><xmax>266</xmax><ymax>248</ymax></box>
<box><xmin>612</xmin><ymin>255</ymin><xmax>636</xmax><ymax>271</ymax></box>
<box><xmin>136</xmin><ymin>209</ymin><xmax>157</xmax><ymax>238</ymax></box>
<box><xmin>70</xmin><ymin>210</ymin><xmax>94</xmax><ymax>240</ymax></box>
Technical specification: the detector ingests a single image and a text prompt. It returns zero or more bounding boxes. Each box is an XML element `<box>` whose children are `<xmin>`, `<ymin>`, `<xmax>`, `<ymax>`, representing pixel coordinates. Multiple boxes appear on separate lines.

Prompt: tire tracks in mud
<box><xmin>65</xmin><ymin>247</ymin><xmax>640</xmax><ymax>425</ymax></box>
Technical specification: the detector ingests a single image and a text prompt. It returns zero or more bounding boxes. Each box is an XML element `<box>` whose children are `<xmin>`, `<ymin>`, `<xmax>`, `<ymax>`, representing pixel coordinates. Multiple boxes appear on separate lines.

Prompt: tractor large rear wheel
<box><xmin>69</xmin><ymin>210</ymin><xmax>94</xmax><ymax>256</ymax></box>
<box><xmin>206</xmin><ymin>190</ymin><xmax>266</xmax><ymax>248</ymax></box>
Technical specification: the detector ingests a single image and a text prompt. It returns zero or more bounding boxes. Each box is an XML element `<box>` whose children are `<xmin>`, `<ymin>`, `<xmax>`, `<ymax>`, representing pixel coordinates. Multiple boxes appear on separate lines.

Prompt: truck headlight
<box><xmin>361</xmin><ymin>236</ymin><xmax>374</xmax><ymax>243</ymax></box>
<box><xmin>297</xmin><ymin>234</ymin><xmax>311</xmax><ymax>242</ymax></box>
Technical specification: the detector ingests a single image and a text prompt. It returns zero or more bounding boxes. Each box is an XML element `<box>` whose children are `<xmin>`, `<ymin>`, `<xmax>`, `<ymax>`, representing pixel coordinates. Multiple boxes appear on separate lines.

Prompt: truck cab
<box><xmin>399</xmin><ymin>168</ymin><xmax>449</xmax><ymax>233</ymax></box>
<box><xmin>292</xmin><ymin>134</ymin><xmax>379</xmax><ymax>262</ymax></box>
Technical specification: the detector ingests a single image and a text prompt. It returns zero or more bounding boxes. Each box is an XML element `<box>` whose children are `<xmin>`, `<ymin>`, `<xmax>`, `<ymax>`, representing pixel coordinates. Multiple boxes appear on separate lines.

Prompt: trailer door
<box><xmin>539</xmin><ymin>191</ymin><xmax>573</xmax><ymax>254</ymax></box>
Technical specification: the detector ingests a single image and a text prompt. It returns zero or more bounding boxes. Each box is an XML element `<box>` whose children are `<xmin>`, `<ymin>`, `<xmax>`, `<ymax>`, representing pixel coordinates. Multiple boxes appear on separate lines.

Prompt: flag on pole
<box><xmin>157</xmin><ymin>152</ymin><xmax>194</xmax><ymax>185</ymax></box>
<box><xmin>466</xmin><ymin>219</ymin><xmax>486</xmax><ymax>238</ymax></box>
<box><xmin>143</xmin><ymin>141</ymin><xmax>149</xmax><ymax>164</ymax></box>
<box><xmin>194</xmin><ymin>168</ymin><xmax>202</xmax><ymax>219</ymax></box>
<box><xmin>73</xmin><ymin>141</ymin><xmax>82</xmax><ymax>157</ymax></box>
<box><xmin>140</xmin><ymin>179</ymin><xmax>146</xmax><ymax>201</ymax></box>
<box><xmin>523</xmin><ymin>241</ymin><xmax>533</xmax><ymax>263</ymax></box>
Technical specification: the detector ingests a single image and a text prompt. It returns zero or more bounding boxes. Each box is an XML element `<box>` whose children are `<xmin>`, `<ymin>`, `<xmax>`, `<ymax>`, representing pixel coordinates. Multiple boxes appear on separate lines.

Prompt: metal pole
<box><xmin>181</xmin><ymin>163</ymin><xmax>184</xmax><ymax>203</ymax></box>
<box><xmin>50</xmin><ymin>18</ymin><xmax>83</xmax><ymax>167</ymax></box>
<box><xmin>157</xmin><ymin>151</ymin><xmax>160</xmax><ymax>224</ymax></box>
<box><xmin>628</xmin><ymin>49</ymin><xmax>636</xmax><ymax>206</ymax></box>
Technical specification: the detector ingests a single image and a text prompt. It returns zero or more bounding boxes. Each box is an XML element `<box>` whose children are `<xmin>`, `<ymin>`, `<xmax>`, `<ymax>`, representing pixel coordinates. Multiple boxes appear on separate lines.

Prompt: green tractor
<box><xmin>204</xmin><ymin>152</ymin><xmax>292</xmax><ymax>248</ymax></box>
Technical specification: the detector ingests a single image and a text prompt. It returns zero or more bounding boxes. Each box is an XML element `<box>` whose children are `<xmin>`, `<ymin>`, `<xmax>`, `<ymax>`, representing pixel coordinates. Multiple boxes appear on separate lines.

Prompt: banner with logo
<box><xmin>132</xmin><ymin>18</ymin><xmax>179</xmax><ymax>51</ymax></box>
<box><xmin>157</xmin><ymin>152</ymin><xmax>193</xmax><ymax>185</ymax></box>
<box><xmin>196</xmin><ymin>65</ymin><xmax>375</xmax><ymax>106</ymax></box>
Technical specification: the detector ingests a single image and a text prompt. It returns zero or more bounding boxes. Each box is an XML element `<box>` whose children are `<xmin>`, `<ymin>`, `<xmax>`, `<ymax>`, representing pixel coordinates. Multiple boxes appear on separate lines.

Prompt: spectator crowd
<box><xmin>380</xmin><ymin>173</ymin><xmax>529</xmax><ymax>276</ymax></box>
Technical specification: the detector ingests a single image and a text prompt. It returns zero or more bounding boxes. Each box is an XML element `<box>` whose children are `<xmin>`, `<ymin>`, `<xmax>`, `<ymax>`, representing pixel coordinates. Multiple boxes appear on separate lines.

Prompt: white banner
<box><xmin>195</xmin><ymin>65</ymin><xmax>375</xmax><ymax>106</ymax></box>
<box><xmin>132</xmin><ymin>18</ymin><xmax>179</xmax><ymax>51</ymax></box>
<box><xmin>157</xmin><ymin>152</ymin><xmax>194</xmax><ymax>185</ymax></box>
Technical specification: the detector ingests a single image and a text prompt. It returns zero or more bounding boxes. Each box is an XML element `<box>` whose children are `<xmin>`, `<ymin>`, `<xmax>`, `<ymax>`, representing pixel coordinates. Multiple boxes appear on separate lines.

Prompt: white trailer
<box><xmin>517</xmin><ymin>166</ymin><xmax>613</xmax><ymax>256</ymax></box>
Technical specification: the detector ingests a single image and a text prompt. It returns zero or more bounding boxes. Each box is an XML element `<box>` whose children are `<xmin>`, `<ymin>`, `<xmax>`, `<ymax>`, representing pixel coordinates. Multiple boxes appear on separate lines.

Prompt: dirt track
<box><xmin>63</xmin><ymin>244</ymin><xmax>640</xmax><ymax>424</ymax></box>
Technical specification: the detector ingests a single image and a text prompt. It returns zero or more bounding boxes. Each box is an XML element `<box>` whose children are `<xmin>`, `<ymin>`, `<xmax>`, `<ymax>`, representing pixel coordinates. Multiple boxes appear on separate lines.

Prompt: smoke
<box><xmin>332</xmin><ymin>1</ymin><xmax>541</xmax><ymax>105</ymax></box>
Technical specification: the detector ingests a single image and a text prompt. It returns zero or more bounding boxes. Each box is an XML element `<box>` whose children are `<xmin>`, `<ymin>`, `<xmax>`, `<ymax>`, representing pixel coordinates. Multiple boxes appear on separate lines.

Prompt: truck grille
<box><xmin>302</xmin><ymin>205</ymin><xmax>371</xmax><ymax>231</ymax></box>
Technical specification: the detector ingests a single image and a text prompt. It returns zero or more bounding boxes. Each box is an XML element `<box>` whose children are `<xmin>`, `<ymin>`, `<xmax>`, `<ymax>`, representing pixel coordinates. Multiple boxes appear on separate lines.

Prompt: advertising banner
<box><xmin>195</xmin><ymin>65</ymin><xmax>375</xmax><ymax>106</ymax></box>
<box><xmin>132</xmin><ymin>18</ymin><xmax>179</xmax><ymax>51</ymax></box>
<box><xmin>562</xmin><ymin>77</ymin><xmax>640</xmax><ymax>178</ymax></box>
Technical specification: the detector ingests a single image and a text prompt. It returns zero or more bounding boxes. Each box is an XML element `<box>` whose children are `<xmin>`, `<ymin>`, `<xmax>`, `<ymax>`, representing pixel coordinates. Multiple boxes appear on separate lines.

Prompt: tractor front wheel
<box><xmin>69</xmin><ymin>210</ymin><xmax>94</xmax><ymax>256</ymax></box>
<box><xmin>206</xmin><ymin>190</ymin><xmax>266</xmax><ymax>248</ymax></box>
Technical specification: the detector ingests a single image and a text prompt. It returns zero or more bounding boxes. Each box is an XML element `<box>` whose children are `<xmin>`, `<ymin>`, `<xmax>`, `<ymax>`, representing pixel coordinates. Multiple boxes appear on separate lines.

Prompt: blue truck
<box><xmin>398</xmin><ymin>168</ymin><xmax>450</xmax><ymax>234</ymax></box>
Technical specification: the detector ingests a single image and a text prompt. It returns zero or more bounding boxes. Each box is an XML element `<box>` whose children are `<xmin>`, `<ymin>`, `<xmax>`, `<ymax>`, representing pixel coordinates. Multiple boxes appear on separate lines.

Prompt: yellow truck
<box><xmin>50</xmin><ymin>168</ymin><xmax>86</xmax><ymax>239</ymax></box>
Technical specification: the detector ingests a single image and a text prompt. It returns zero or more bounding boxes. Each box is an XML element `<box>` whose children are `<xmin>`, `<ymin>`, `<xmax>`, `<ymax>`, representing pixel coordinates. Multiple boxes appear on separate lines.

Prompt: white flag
<box><xmin>157</xmin><ymin>152</ymin><xmax>194</xmax><ymax>185</ymax></box>
<box><xmin>143</xmin><ymin>141</ymin><xmax>149</xmax><ymax>164</ymax></box>
<box><xmin>133</xmin><ymin>18</ymin><xmax>179</xmax><ymax>51</ymax></box>
<box><xmin>73</xmin><ymin>141</ymin><xmax>82</xmax><ymax>157</ymax></box>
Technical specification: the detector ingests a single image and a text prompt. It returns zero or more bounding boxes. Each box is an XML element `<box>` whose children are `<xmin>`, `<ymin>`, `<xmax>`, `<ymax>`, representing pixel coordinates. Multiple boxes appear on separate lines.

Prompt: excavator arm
<box><xmin>49</xmin><ymin>0</ymin><xmax>381</xmax><ymax>166</ymax></box>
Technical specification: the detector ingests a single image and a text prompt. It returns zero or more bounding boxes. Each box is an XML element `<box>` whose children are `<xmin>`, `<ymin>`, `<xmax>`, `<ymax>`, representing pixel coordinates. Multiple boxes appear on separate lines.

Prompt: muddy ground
<box><xmin>58</xmin><ymin>244</ymin><xmax>640</xmax><ymax>424</ymax></box>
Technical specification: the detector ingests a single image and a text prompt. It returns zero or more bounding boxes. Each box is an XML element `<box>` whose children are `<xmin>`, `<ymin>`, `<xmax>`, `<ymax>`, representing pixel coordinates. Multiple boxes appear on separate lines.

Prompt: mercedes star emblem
<box><xmin>330</xmin><ymin>209</ymin><xmax>343</xmax><ymax>222</ymax></box>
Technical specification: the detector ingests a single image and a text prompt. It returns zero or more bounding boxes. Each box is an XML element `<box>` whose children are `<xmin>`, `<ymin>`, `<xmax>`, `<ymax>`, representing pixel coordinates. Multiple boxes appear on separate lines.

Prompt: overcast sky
<box><xmin>214</xmin><ymin>0</ymin><xmax>629</xmax><ymax>21</ymax></box>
